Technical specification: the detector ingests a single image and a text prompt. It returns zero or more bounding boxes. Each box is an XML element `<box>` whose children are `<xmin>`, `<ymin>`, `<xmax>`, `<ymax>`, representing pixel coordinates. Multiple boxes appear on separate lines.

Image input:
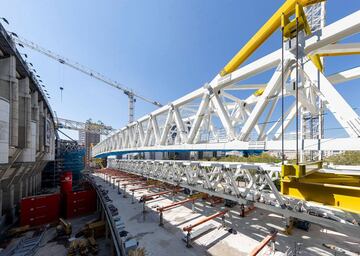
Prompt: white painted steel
<box><xmin>93</xmin><ymin>10</ymin><xmax>360</xmax><ymax>158</ymax></box>
<box><xmin>108</xmin><ymin>159</ymin><xmax>360</xmax><ymax>236</ymax></box>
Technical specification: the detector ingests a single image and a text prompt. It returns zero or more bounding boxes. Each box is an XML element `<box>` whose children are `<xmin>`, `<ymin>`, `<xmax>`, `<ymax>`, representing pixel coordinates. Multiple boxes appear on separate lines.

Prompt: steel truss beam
<box><xmin>108</xmin><ymin>159</ymin><xmax>360</xmax><ymax>237</ymax></box>
<box><xmin>93</xmin><ymin>10</ymin><xmax>360</xmax><ymax>157</ymax></box>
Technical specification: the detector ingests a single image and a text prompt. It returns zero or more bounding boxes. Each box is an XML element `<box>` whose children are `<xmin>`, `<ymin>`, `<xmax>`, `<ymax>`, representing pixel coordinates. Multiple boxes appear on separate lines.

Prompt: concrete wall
<box><xmin>0</xmin><ymin>54</ymin><xmax>56</xmax><ymax>225</ymax></box>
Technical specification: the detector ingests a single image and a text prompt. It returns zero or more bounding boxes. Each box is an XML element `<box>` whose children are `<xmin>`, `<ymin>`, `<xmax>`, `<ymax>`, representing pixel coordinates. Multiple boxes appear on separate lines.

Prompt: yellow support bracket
<box><xmin>308</xmin><ymin>54</ymin><xmax>324</xmax><ymax>72</ymax></box>
<box><xmin>220</xmin><ymin>0</ymin><xmax>325</xmax><ymax>76</ymax></box>
<box><xmin>92</xmin><ymin>158</ymin><xmax>105</xmax><ymax>169</ymax></box>
<box><xmin>317</xmin><ymin>51</ymin><xmax>360</xmax><ymax>57</ymax></box>
<box><xmin>253</xmin><ymin>88</ymin><xmax>265</xmax><ymax>97</ymax></box>
<box><xmin>283</xmin><ymin>3</ymin><xmax>312</xmax><ymax>39</ymax></box>
<box><xmin>189</xmin><ymin>192</ymin><xmax>207</xmax><ymax>200</ymax></box>
<box><xmin>281</xmin><ymin>163</ymin><xmax>360</xmax><ymax>214</ymax></box>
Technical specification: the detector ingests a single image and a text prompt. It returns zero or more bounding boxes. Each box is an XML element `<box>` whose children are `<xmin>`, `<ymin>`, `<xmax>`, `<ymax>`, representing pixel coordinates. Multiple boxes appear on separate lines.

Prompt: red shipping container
<box><xmin>20</xmin><ymin>193</ymin><xmax>61</xmax><ymax>226</ymax></box>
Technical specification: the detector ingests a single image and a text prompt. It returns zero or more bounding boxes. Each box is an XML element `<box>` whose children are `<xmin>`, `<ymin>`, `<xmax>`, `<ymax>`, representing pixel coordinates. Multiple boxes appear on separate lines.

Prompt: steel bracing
<box><xmin>92</xmin><ymin>9</ymin><xmax>360</xmax><ymax>158</ymax></box>
<box><xmin>56</xmin><ymin>117</ymin><xmax>115</xmax><ymax>135</ymax></box>
<box><xmin>108</xmin><ymin>159</ymin><xmax>360</xmax><ymax>236</ymax></box>
<box><xmin>91</xmin><ymin>1</ymin><xmax>360</xmax><ymax>236</ymax></box>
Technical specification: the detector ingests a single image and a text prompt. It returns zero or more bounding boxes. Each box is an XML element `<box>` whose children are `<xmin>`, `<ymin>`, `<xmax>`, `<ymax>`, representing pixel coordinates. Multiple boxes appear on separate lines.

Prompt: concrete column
<box><xmin>24</xmin><ymin>177</ymin><xmax>28</xmax><ymax>197</ymax></box>
<box><xmin>38</xmin><ymin>101</ymin><xmax>44</xmax><ymax>153</ymax></box>
<box><xmin>10</xmin><ymin>67</ymin><xmax>18</xmax><ymax>148</ymax></box>
<box><xmin>36</xmin><ymin>99</ymin><xmax>41</xmax><ymax>153</ymax></box>
<box><xmin>32</xmin><ymin>175</ymin><xmax>36</xmax><ymax>195</ymax></box>
<box><xmin>35</xmin><ymin>172</ymin><xmax>40</xmax><ymax>193</ymax></box>
<box><xmin>9</xmin><ymin>184</ymin><xmax>15</xmax><ymax>222</ymax></box>
<box><xmin>35</xmin><ymin>174</ymin><xmax>38</xmax><ymax>194</ymax></box>
<box><xmin>43</xmin><ymin>108</ymin><xmax>48</xmax><ymax>154</ymax></box>
<box><xmin>35</xmin><ymin>173</ymin><xmax>38</xmax><ymax>193</ymax></box>
<box><xmin>31</xmin><ymin>90</ymin><xmax>39</xmax><ymax>152</ymax></box>
<box><xmin>33</xmin><ymin>175</ymin><xmax>36</xmax><ymax>194</ymax></box>
<box><xmin>29</xmin><ymin>176</ymin><xmax>33</xmax><ymax>196</ymax></box>
<box><xmin>0</xmin><ymin>189</ymin><xmax>3</xmax><ymax>217</ymax></box>
<box><xmin>37</xmin><ymin>172</ymin><xmax>42</xmax><ymax>191</ymax></box>
<box><xmin>18</xmin><ymin>78</ymin><xmax>34</xmax><ymax>162</ymax></box>
<box><xmin>14</xmin><ymin>180</ymin><xmax>23</xmax><ymax>203</ymax></box>
<box><xmin>19</xmin><ymin>180</ymin><xmax>23</xmax><ymax>200</ymax></box>
<box><xmin>0</xmin><ymin>56</ymin><xmax>18</xmax><ymax>148</ymax></box>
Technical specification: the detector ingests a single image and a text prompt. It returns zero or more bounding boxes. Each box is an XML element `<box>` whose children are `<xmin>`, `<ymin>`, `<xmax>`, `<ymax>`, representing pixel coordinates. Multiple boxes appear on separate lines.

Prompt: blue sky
<box><xmin>2</xmin><ymin>0</ymin><xmax>360</xmax><ymax>140</ymax></box>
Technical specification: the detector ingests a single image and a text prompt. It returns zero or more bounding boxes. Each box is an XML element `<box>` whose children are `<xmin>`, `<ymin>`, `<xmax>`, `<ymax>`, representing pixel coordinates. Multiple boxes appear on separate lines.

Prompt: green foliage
<box><xmin>325</xmin><ymin>151</ymin><xmax>360</xmax><ymax>165</ymax></box>
<box><xmin>204</xmin><ymin>153</ymin><xmax>282</xmax><ymax>163</ymax></box>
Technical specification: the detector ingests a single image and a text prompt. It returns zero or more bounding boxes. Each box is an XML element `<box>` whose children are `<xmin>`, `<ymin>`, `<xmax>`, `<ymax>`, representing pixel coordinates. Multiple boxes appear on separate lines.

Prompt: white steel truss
<box><xmin>92</xmin><ymin>10</ymin><xmax>360</xmax><ymax>158</ymax></box>
<box><xmin>108</xmin><ymin>159</ymin><xmax>360</xmax><ymax>236</ymax></box>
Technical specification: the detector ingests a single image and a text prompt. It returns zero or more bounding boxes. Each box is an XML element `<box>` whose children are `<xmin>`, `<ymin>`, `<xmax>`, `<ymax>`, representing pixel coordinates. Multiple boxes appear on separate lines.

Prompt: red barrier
<box><xmin>65</xmin><ymin>189</ymin><xmax>97</xmax><ymax>218</ymax></box>
<box><xmin>60</xmin><ymin>171</ymin><xmax>73</xmax><ymax>194</ymax></box>
<box><xmin>20</xmin><ymin>193</ymin><xmax>61</xmax><ymax>226</ymax></box>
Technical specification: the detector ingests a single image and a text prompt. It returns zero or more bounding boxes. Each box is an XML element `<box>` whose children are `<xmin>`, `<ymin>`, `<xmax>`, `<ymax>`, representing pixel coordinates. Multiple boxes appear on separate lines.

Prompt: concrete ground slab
<box><xmin>93</xmin><ymin>173</ymin><xmax>360</xmax><ymax>256</ymax></box>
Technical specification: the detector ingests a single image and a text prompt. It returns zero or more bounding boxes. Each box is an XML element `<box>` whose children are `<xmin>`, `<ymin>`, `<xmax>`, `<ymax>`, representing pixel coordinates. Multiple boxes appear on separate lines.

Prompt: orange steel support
<box><xmin>240</xmin><ymin>204</ymin><xmax>256</xmax><ymax>217</ymax></box>
<box><xmin>141</xmin><ymin>188</ymin><xmax>183</xmax><ymax>213</ymax></box>
<box><xmin>130</xmin><ymin>185</ymin><xmax>157</xmax><ymax>203</ymax></box>
<box><xmin>116</xmin><ymin>178</ymin><xmax>141</xmax><ymax>194</ymax></box>
<box><xmin>158</xmin><ymin>197</ymin><xmax>197</xmax><ymax>226</ymax></box>
<box><xmin>249</xmin><ymin>231</ymin><xmax>278</xmax><ymax>256</ymax></box>
<box><xmin>130</xmin><ymin>185</ymin><xmax>157</xmax><ymax>192</ymax></box>
<box><xmin>158</xmin><ymin>198</ymin><xmax>196</xmax><ymax>212</ymax></box>
<box><xmin>183</xmin><ymin>209</ymin><xmax>229</xmax><ymax>232</ymax></box>
<box><xmin>122</xmin><ymin>181</ymin><xmax>147</xmax><ymax>198</ymax></box>
<box><xmin>118</xmin><ymin>178</ymin><xmax>142</xmax><ymax>183</ymax></box>
<box><xmin>140</xmin><ymin>188</ymin><xmax>182</xmax><ymax>202</ymax></box>
<box><xmin>183</xmin><ymin>209</ymin><xmax>229</xmax><ymax>247</ymax></box>
<box><xmin>122</xmin><ymin>181</ymin><xmax>146</xmax><ymax>187</ymax></box>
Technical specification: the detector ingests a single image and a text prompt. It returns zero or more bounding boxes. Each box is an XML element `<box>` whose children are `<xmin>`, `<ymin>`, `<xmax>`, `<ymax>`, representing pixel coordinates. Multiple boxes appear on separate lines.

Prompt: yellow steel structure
<box><xmin>189</xmin><ymin>192</ymin><xmax>208</xmax><ymax>200</ymax></box>
<box><xmin>317</xmin><ymin>52</ymin><xmax>360</xmax><ymax>57</ymax></box>
<box><xmin>253</xmin><ymin>88</ymin><xmax>265</xmax><ymax>96</ymax></box>
<box><xmin>282</xmin><ymin>3</ymin><xmax>312</xmax><ymax>39</ymax></box>
<box><xmin>309</xmin><ymin>50</ymin><xmax>360</xmax><ymax>73</ymax></box>
<box><xmin>308</xmin><ymin>54</ymin><xmax>324</xmax><ymax>72</ymax></box>
<box><xmin>92</xmin><ymin>158</ymin><xmax>105</xmax><ymax>169</ymax></box>
<box><xmin>220</xmin><ymin>0</ymin><xmax>324</xmax><ymax>76</ymax></box>
<box><xmin>281</xmin><ymin>164</ymin><xmax>360</xmax><ymax>214</ymax></box>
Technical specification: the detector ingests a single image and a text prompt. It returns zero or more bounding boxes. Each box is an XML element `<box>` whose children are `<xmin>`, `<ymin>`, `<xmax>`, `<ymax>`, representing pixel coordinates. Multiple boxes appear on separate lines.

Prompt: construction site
<box><xmin>0</xmin><ymin>0</ymin><xmax>360</xmax><ymax>255</ymax></box>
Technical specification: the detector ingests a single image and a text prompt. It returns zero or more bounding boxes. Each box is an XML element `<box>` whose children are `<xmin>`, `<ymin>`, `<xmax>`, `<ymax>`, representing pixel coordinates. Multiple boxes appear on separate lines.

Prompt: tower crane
<box><xmin>9</xmin><ymin>33</ymin><xmax>163</xmax><ymax>123</ymax></box>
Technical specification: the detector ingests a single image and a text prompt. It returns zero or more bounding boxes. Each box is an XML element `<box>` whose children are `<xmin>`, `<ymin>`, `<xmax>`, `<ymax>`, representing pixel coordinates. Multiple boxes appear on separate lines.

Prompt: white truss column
<box><xmin>137</xmin><ymin>122</ymin><xmax>145</xmax><ymax>146</ymax></box>
<box><xmin>160</xmin><ymin>109</ymin><xmax>173</xmax><ymax>145</ymax></box>
<box><xmin>127</xmin><ymin>126</ymin><xmax>135</xmax><ymax>148</ymax></box>
<box><xmin>143</xmin><ymin>119</ymin><xmax>152</xmax><ymax>146</ymax></box>
<box><xmin>123</xmin><ymin>130</ymin><xmax>129</xmax><ymax>148</ymax></box>
<box><xmin>187</xmin><ymin>92</ymin><xmax>210</xmax><ymax>144</ymax></box>
<box><xmin>258</xmin><ymin>97</ymin><xmax>278</xmax><ymax>140</ymax></box>
<box><xmin>0</xmin><ymin>188</ymin><xmax>2</xmax><ymax>218</ymax></box>
<box><xmin>150</xmin><ymin>115</ymin><xmax>161</xmax><ymax>145</ymax></box>
<box><xmin>211</xmin><ymin>90</ymin><xmax>235</xmax><ymax>140</ymax></box>
<box><xmin>172</xmin><ymin>105</ymin><xmax>187</xmax><ymax>143</ymax></box>
<box><xmin>274</xmin><ymin>102</ymin><xmax>298</xmax><ymax>140</ymax></box>
<box><xmin>305</xmin><ymin>61</ymin><xmax>360</xmax><ymax>137</ymax></box>
<box><xmin>239</xmin><ymin>59</ymin><xmax>293</xmax><ymax>141</ymax></box>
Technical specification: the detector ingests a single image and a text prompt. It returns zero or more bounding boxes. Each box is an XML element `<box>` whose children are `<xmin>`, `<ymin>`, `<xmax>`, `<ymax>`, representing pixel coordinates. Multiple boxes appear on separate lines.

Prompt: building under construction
<box><xmin>0</xmin><ymin>0</ymin><xmax>360</xmax><ymax>255</ymax></box>
<box><xmin>79</xmin><ymin>131</ymin><xmax>100</xmax><ymax>165</ymax></box>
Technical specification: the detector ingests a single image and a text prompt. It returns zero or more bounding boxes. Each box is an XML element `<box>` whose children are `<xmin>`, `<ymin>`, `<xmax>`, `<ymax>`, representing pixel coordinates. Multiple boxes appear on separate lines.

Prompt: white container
<box><xmin>0</xmin><ymin>97</ymin><xmax>9</xmax><ymax>164</ymax></box>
